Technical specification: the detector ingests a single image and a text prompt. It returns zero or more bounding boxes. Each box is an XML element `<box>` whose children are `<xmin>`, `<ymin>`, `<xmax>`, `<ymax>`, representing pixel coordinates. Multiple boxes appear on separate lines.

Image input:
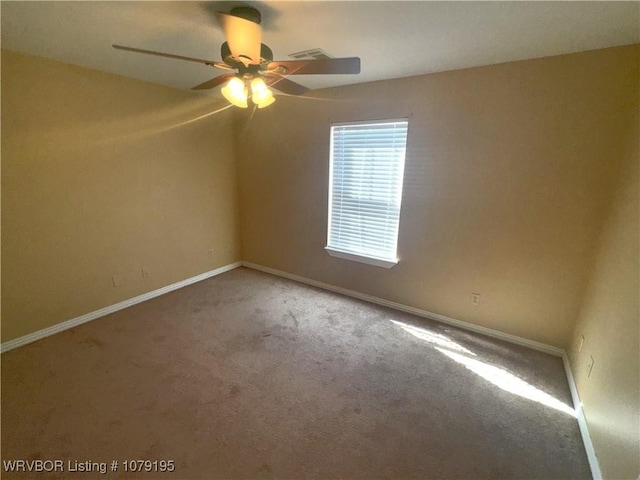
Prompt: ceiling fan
<box><xmin>113</xmin><ymin>6</ymin><xmax>361</xmax><ymax>109</ymax></box>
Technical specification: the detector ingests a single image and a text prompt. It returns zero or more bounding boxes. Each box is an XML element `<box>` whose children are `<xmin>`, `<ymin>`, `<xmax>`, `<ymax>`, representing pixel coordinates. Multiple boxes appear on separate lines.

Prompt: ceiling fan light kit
<box><xmin>250</xmin><ymin>77</ymin><xmax>276</xmax><ymax>108</ymax></box>
<box><xmin>221</xmin><ymin>76</ymin><xmax>248</xmax><ymax>108</ymax></box>
<box><xmin>113</xmin><ymin>6</ymin><xmax>361</xmax><ymax>109</ymax></box>
<box><xmin>221</xmin><ymin>76</ymin><xmax>276</xmax><ymax>109</ymax></box>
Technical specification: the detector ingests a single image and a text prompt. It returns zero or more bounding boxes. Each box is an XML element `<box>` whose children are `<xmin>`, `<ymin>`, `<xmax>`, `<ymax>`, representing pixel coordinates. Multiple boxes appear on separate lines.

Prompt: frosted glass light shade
<box><xmin>251</xmin><ymin>77</ymin><xmax>276</xmax><ymax>108</ymax></box>
<box><xmin>221</xmin><ymin>77</ymin><xmax>248</xmax><ymax>108</ymax></box>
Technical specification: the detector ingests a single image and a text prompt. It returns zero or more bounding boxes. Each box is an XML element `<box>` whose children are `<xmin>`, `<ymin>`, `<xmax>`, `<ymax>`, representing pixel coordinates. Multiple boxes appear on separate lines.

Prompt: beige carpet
<box><xmin>2</xmin><ymin>267</ymin><xmax>590</xmax><ymax>479</ymax></box>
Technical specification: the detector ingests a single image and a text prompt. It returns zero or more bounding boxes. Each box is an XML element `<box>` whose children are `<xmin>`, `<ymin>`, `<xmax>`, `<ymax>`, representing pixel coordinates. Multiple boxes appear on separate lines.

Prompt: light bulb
<box><xmin>251</xmin><ymin>77</ymin><xmax>276</xmax><ymax>108</ymax></box>
<box><xmin>257</xmin><ymin>93</ymin><xmax>275</xmax><ymax>109</ymax></box>
<box><xmin>221</xmin><ymin>77</ymin><xmax>248</xmax><ymax>108</ymax></box>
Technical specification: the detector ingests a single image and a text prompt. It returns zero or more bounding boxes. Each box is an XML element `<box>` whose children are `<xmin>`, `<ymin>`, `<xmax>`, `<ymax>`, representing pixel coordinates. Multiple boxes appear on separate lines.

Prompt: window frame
<box><xmin>325</xmin><ymin>118</ymin><xmax>409</xmax><ymax>269</ymax></box>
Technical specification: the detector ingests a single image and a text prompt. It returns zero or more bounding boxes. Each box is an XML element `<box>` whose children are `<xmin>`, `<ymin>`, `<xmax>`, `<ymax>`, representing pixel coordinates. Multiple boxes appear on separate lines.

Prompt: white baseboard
<box><xmin>241</xmin><ymin>261</ymin><xmax>564</xmax><ymax>357</ymax></box>
<box><xmin>0</xmin><ymin>262</ymin><xmax>242</xmax><ymax>353</ymax></box>
<box><xmin>562</xmin><ymin>354</ymin><xmax>602</xmax><ymax>480</ymax></box>
<box><xmin>242</xmin><ymin>261</ymin><xmax>601</xmax><ymax>480</ymax></box>
<box><xmin>2</xmin><ymin>259</ymin><xmax>600</xmax><ymax>479</ymax></box>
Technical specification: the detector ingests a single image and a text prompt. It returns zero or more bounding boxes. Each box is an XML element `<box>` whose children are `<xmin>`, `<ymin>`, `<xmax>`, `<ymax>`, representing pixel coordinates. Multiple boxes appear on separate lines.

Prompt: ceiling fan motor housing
<box><xmin>230</xmin><ymin>6</ymin><xmax>261</xmax><ymax>24</ymax></box>
<box><xmin>112</xmin><ymin>4</ymin><xmax>359</xmax><ymax>97</ymax></box>
<box><xmin>221</xmin><ymin>41</ymin><xmax>273</xmax><ymax>70</ymax></box>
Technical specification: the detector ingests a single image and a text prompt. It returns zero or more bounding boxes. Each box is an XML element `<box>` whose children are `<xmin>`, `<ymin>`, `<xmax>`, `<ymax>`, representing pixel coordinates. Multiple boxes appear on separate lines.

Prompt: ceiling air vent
<box><xmin>288</xmin><ymin>48</ymin><xmax>333</xmax><ymax>60</ymax></box>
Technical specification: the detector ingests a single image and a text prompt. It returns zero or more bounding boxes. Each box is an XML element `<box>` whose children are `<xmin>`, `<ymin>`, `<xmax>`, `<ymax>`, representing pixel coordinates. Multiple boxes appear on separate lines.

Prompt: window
<box><xmin>326</xmin><ymin>119</ymin><xmax>408</xmax><ymax>268</ymax></box>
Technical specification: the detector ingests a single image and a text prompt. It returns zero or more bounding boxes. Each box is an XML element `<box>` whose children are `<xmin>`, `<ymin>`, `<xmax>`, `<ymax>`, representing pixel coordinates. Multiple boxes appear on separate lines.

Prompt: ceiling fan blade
<box><xmin>216</xmin><ymin>12</ymin><xmax>262</xmax><ymax>66</ymax></box>
<box><xmin>267</xmin><ymin>57</ymin><xmax>361</xmax><ymax>75</ymax></box>
<box><xmin>263</xmin><ymin>74</ymin><xmax>309</xmax><ymax>96</ymax></box>
<box><xmin>113</xmin><ymin>44</ymin><xmax>233</xmax><ymax>70</ymax></box>
<box><xmin>192</xmin><ymin>73</ymin><xmax>235</xmax><ymax>90</ymax></box>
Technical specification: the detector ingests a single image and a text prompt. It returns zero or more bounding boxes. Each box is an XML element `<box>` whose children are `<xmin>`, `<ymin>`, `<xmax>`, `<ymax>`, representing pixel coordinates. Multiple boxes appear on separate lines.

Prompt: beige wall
<box><xmin>237</xmin><ymin>45</ymin><xmax>638</xmax><ymax>349</ymax></box>
<box><xmin>2</xmin><ymin>44</ymin><xmax>637</xmax><ymax>478</ymax></box>
<box><xmin>1</xmin><ymin>50</ymin><xmax>240</xmax><ymax>341</ymax></box>
<box><xmin>568</xmin><ymin>79</ymin><xmax>639</xmax><ymax>478</ymax></box>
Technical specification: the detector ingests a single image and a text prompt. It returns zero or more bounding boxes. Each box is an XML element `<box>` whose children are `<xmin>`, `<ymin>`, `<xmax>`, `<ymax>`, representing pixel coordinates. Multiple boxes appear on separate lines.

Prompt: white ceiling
<box><xmin>1</xmin><ymin>1</ymin><xmax>638</xmax><ymax>95</ymax></box>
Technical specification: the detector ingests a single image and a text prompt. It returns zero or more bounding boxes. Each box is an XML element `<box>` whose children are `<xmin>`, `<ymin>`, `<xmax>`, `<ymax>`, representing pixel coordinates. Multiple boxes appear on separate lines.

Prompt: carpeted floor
<box><xmin>2</xmin><ymin>267</ymin><xmax>590</xmax><ymax>479</ymax></box>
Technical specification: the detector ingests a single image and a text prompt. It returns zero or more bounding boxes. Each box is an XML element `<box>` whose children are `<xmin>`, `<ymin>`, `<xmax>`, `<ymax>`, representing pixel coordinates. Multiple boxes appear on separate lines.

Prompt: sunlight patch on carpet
<box><xmin>436</xmin><ymin>347</ymin><xmax>576</xmax><ymax>417</ymax></box>
<box><xmin>389</xmin><ymin>319</ymin><xmax>576</xmax><ymax>417</ymax></box>
<box><xmin>390</xmin><ymin>320</ymin><xmax>476</xmax><ymax>356</ymax></box>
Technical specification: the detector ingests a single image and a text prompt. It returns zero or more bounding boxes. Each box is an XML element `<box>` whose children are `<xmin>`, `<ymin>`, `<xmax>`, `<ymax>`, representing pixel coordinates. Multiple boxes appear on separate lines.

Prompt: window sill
<box><xmin>325</xmin><ymin>247</ymin><xmax>398</xmax><ymax>269</ymax></box>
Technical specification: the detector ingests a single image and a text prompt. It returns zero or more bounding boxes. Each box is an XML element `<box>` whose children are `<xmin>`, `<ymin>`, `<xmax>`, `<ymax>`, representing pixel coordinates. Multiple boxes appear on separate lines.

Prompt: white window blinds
<box><xmin>327</xmin><ymin>120</ymin><xmax>408</xmax><ymax>268</ymax></box>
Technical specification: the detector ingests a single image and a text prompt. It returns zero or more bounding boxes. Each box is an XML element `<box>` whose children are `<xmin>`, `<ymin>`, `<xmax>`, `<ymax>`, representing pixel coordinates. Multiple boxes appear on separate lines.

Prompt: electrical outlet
<box><xmin>578</xmin><ymin>335</ymin><xmax>585</xmax><ymax>352</ymax></box>
<box><xmin>471</xmin><ymin>293</ymin><xmax>480</xmax><ymax>305</ymax></box>
<box><xmin>141</xmin><ymin>268</ymin><xmax>150</xmax><ymax>279</ymax></box>
<box><xmin>587</xmin><ymin>356</ymin><xmax>595</xmax><ymax>378</ymax></box>
<box><xmin>208</xmin><ymin>249</ymin><xmax>214</xmax><ymax>257</ymax></box>
<box><xmin>111</xmin><ymin>275</ymin><xmax>121</xmax><ymax>288</ymax></box>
